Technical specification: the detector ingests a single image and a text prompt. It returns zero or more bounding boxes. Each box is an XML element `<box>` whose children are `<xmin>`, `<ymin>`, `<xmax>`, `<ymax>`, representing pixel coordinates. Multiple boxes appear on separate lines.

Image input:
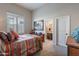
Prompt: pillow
<box><xmin>0</xmin><ymin>32</ymin><xmax>8</xmax><ymax>43</ymax></box>
<box><xmin>10</xmin><ymin>33</ymin><xmax>16</xmax><ymax>42</ymax></box>
<box><xmin>39</xmin><ymin>32</ymin><xmax>42</xmax><ymax>36</ymax></box>
<box><xmin>7</xmin><ymin>33</ymin><xmax>12</xmax><ymax>41</ymax></box>
<box><xmin>11</xmin><ymin>31</ymin><xmax>19</xmax><ymax>39</ymax></box>
<box><xmin>35</xmin><ymin>32</ymin><xmax>42</xmax><ymax>36</ymax></box>
<box><xmin>7</xmin><ymin>32</ymin><xmax>16</xmax><ymax>42</ymax></box>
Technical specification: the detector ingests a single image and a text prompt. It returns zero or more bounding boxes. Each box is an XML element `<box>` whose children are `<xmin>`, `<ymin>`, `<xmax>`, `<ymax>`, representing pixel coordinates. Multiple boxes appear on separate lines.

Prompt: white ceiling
<box><xmin>17</xmin><ymin>3</ymin><xmax>47</xmax><ymax>11</ymax></box>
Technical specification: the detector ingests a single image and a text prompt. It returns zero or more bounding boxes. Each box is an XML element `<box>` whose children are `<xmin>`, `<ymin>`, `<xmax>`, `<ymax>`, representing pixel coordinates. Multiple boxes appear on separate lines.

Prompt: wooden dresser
<box><xmin>66</xmin><ymin>36</ymin><xmax>79</xmax><ymax>56</ymax></box>
<box><xmin>47</xmin><ymin>33</ymin><xmax>52</xmax><ymax>40</ymax></box>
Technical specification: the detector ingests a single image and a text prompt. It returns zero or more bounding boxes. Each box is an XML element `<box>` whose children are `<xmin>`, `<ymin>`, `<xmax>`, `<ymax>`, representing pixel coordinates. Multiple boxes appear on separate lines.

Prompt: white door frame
<box><xmin>53</xmin><ymin>16</ymin><xmax>71</xmax><ymax>47</ymax></box>
<box><xmin>45</xmin><ymin>19</ymin><xmax>53</xmax><ymax>40</ymax></box>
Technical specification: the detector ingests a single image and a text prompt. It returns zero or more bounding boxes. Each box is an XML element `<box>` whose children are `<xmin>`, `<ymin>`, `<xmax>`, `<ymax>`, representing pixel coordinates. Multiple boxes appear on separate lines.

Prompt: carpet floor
<box><xmin>33</xmin><ymin>39</ymin><xmax>67</xmax><ymax>56</ymax></box>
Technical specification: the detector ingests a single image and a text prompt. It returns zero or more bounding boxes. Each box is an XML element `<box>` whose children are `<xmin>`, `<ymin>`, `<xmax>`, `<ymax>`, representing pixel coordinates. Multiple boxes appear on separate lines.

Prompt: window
<box><xmin>7</xmin><ymin>12</ymin><xmax>24</xmax><ymax>34</ymax></box>
<box><xmin>17</xmin><ymin>16</ymin><xmax>24</xmax><ymax>34</ymax></box>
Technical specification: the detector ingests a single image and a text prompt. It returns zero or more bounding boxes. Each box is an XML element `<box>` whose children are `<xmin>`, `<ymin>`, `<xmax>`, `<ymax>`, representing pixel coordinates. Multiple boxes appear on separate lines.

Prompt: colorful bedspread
<box><xmin>0</xmin><ymin>34</ymin><xmax>42</xmax><ymax>56</ymax></box>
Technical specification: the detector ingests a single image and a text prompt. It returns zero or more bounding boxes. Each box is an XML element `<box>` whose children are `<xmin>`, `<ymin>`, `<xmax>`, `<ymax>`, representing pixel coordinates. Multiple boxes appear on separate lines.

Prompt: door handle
<box><xmin>66</xmin><ymin>33</ymin><xmax>68</xmax><ymax>35</ymax></box>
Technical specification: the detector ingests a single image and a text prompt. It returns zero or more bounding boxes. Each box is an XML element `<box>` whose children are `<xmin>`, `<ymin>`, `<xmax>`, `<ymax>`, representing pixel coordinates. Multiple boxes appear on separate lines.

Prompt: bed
<box><xmin>0</xmin><ymin>34</ymin><xmax>43</xmax><ymax>56</ymax></box>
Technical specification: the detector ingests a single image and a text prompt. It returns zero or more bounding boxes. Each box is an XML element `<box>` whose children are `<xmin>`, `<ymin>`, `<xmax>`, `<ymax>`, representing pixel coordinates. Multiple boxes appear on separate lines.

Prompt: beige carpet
<box><xmin>33</xmin><ymin>39</ymin><xmax>67</xmax><ymax>56</ymax></box>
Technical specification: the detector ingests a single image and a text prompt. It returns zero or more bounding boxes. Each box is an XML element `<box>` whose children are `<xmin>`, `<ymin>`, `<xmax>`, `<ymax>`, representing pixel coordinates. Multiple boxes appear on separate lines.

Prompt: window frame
<box><xmin>6</xmin><ymin>12</ymin><xmax>25</xmax><ymax>34</ymax></box>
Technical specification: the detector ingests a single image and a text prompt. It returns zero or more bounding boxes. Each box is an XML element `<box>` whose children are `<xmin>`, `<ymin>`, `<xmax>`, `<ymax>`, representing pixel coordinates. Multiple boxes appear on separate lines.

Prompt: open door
<box><xmin>56</xmin><ymin>16</ymin><xmax>70</xmax><ymax>47</ymax></box>
<box><xmin>45</xmin><ymin>20</ymin><xmax>53</xmax><ymax>40</ymax></box>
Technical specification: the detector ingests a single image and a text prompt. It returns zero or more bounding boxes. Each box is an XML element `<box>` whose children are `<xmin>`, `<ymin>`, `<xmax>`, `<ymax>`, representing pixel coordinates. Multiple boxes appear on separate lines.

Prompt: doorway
<box><xmin>45</xmin><ymin>20</ymin><xmax>53</xmax><ymax>40</ymax></box>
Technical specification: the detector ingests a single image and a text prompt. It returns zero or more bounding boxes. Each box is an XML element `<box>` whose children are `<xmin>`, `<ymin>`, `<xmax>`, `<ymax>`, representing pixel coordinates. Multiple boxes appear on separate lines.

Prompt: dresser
<box><xmin>47</xmin><ymin>33</ymin><xmax>52</xmax><ymax>40</ymax></box>
<box><xmin>66</xmin><ymin>36</ymin><xmax>79</xmax><ymax>56</ymax></box>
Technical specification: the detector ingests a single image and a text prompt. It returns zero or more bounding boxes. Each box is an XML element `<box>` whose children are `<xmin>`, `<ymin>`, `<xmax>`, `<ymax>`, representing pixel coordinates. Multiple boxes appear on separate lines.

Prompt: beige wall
<box><xmin>0</xmin><ymin>3</ymin><xmax>32</xmax><ymax>33</ymax></box>
<box><xmin>32</xmin><ymin>3</ymin><xmax>79</xmax><ymax>33</ymax></box>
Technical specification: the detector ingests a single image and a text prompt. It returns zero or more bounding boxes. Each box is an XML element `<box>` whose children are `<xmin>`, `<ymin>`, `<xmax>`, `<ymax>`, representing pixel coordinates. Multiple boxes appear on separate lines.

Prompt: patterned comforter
<box><xmin>0</xmin><ymin>34</ymin><xmax>42</xmax><ymax>56</ymax></box>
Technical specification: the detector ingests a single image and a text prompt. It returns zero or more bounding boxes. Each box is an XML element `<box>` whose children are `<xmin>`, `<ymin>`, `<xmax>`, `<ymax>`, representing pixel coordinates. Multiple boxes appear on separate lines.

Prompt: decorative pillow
<box><xmin>39</xmin><ymin>32</ymin><xmax>42</xmax><ymax>36</ymax></box>
<box><xmin>35</xmin><ymin>32</ymin><xmax>42</xmax><ymax>36</ymax></box>
<box><xmin>7</xmin><ymin>32</ymin><xmax>16</xmax><ymax>42</ymax></box>
<box><xmin>10</xmin><ymin>32</ymin><xmax>16</xmax><ymax>42</ymax></box>
<box><xmin>0</xmin><ymin>32</ymin><xmax>8</xmax><ymax>43</ymax></box>
<box><xmin>11</xmin><ymin>31</ymin><xmax>19</xmax><ymax>39</ymax></box>
<box><xmin>7</xmin><ymin>33</ymin><xmax>12</xmax><ymax>41</ymax></box>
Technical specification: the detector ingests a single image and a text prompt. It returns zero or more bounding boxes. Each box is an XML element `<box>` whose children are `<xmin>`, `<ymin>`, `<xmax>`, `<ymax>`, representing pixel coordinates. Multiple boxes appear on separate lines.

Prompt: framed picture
<box><xmin>34</xmin><ymin>20</ymin><xmax>44</xmax><ymax>31</ymax></box>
